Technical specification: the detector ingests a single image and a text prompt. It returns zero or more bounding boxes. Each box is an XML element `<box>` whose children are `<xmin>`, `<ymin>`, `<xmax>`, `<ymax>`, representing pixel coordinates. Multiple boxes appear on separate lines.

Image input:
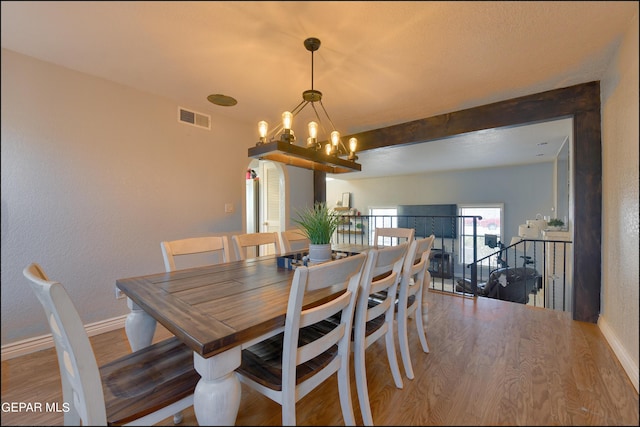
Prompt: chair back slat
<box><xmin>161</xmin><ymin>235</ymin><xmax>230</xmax><ymax>272</ymax></box>
<box><xmin>232</xmin><ymin>232</ymin><xmax>281</xmax><ymax>260</ymax></box>
<box><xmin>403</xmin><ymin>234</ymin><xmax>435</xmax><ymax>297</ymax></box>
<box><xmin>280</xmin><ymin>229</ymin><xmax>310</xmax><ymax>253</ymax></box>
<box><xmin>374</xmin><ymin>227</ymin><xmax>415</xmax><ymax>247</ymax></box>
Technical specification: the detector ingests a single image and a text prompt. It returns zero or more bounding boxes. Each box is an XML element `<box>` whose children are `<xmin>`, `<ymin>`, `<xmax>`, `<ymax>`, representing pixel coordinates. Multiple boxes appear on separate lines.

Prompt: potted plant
<box><xmin>546</xmin><ymin>218</ymin><xmax>565</xmax><ymax>230</ymax></box>
<box><xmin>293</xmin><ymin>202</ymin><xmax>340</xmax><ymax>262</ymax></box>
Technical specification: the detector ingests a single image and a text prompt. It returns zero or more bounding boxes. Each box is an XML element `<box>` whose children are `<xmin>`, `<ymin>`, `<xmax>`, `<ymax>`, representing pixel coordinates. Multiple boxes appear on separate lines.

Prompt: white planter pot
<box><xmin>308</xmin><ymin>244</ymin><xmax>332</xmax><ymax>263</ymax></box>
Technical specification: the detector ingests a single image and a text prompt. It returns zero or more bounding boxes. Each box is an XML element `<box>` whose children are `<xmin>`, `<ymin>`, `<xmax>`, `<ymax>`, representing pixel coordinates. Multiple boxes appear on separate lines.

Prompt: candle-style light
<box><xmin>281</xmin><ymin>111</ymin><xmax>294</xmax><ymax>143</ymax></box>
<box><xmin>307</xmin><ymin>121</ymin><xmax>318</xmax><ymax>148</ymax></box>
<box><xmin>348</xmin><ymin>137</ymin><xmax>358</xmax><ymax>160</ymax></box>
<box><xmin>258</xmin><ymin>121</ymin><xmax>269</xmax><ymax>145</ymax></box>
<box><xmin>330</xmin><ymin>131</ymin><xmax>340</xmax><ymax>155</ymax></box>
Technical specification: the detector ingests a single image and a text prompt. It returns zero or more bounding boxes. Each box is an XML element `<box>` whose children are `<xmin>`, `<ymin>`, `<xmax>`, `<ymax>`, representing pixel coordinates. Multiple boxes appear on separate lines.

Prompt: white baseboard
<box><xmin>1</xmin><ymin>315</ymin><xmax>127</xmax><ymax>362</ymax></box>
<box><xmin>598</xmin><ymin>317</ymin><xmax>639</xmax><ymax>393</ymax></box>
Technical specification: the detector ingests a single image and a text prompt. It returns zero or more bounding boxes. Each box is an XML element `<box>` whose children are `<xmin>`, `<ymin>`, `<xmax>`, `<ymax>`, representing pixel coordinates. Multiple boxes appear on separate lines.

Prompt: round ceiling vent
<box><xmin>207</xmin><ymin>94</ymin><xmax>237</xmax><ymax>106</ymax></box>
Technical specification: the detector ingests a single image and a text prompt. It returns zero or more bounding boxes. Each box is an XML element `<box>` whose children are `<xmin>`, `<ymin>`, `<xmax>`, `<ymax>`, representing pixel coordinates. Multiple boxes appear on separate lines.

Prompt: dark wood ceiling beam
<box><xmin>344</xmin><ymin>81</ymin><xmax>599</xmax><ymax>151</ymax></box>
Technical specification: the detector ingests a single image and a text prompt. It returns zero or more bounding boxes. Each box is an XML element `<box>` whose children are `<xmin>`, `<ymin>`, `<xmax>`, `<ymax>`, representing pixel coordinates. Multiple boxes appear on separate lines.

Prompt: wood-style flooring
<box><xmin>2</xmin><ymin>291</ymin><xmax>638</xmax><ymax>426</ymax></box>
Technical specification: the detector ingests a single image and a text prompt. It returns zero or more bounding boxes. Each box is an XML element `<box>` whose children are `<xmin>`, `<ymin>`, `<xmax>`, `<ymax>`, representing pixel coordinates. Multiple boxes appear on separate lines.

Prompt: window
<box><xmin>459</xmin><ymin>204</ymin><xmax>504</xmax><ymax>265</ymax></box>
<box><xmin>368</xmin><ymin>207</ymin><xmax>398</xmax><ymax>246</ymax></box>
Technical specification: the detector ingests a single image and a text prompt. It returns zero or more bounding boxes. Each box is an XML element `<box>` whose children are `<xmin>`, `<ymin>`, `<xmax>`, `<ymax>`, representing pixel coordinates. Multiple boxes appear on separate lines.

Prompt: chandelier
<box><xmin>248</xmin><ymin>37</ymin><xmax>361</xmax><ymax>174</ymax></box>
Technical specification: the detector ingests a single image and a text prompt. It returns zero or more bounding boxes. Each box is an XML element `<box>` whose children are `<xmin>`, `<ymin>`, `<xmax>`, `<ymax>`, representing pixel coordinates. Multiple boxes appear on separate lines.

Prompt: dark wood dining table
<box><xmin>116</xmin><ymin>244</ymin><xmax>370</xmax><ymax>425</ymax></box>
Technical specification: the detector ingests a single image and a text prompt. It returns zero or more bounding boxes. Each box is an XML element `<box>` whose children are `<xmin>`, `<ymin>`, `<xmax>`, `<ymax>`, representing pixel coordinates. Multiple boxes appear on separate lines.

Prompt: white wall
<box><xmin>600</xmin><ymin>11</ymin><xmax>639</xmax><ymax>390</ymax></box>
<box><xmin>328</xmin><ymin>162</ymin><xmax>556</xmax><ymax>244</ymax></box>
<box><xmin>0</xmin><ymin>49</ymin><xmax>312</xmax><ymax>345</ymax></box>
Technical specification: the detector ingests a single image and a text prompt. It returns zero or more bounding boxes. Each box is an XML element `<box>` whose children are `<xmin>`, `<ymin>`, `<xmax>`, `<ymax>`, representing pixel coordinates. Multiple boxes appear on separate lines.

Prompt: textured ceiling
<box><xmin>1</xmin><ymin>1</ymin><xmax>636</xmax><ymax>179</ymax></box>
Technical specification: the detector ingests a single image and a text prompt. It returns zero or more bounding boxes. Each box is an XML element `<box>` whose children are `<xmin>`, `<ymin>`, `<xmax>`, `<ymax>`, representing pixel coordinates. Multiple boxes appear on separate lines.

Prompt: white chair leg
<box><xmin>416</xmin><ymin>290</ymin><xmax>429</xmax><ymax>353</ymax></box>
<box><xmin>384</xmin><ymin>324</ymin><xmax>404</xmax><ymax>389</ymax></box>
<box><xmin>63</xmin><ymin>405</ymin><xmax>81</xmax><ymax>426</ymax></box>
<box><xmin>398</xmin><ymin>306</ymin><xmax>415</xmax><ymax>379</ymax></box>
<box><xmin>337</xmin><ymin>358</ymin><xmax>356</xmax><ymax>426</ymax></box>
<box><xmin>282</xmin><ymin>387</ymin><xmax>296</xmax><ymax>425</ymax></box>
<box><xmin>173</xmin><ymin>411</ymin><xmax>183</xmax><ymax>424</ymax></box>
<box><xmin>354</xmin><ymin>344</ymin><xmax>374</xmax><ymax>426</ymax></box>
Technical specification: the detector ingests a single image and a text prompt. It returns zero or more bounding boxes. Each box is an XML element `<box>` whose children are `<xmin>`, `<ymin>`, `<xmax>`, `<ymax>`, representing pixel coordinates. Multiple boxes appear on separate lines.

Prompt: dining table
<box><xmin>116</xmin><ymin>244</ymin><xmax>370</xmax><ymax>425</ymax></box>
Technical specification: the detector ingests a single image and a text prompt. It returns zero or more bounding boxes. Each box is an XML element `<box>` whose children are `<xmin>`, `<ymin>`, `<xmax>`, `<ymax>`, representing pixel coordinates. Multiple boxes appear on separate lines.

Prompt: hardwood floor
<box><xmin>2</xmin><ymin>291</ymin><xmax>637</xmax><ymax>426</ymax></box>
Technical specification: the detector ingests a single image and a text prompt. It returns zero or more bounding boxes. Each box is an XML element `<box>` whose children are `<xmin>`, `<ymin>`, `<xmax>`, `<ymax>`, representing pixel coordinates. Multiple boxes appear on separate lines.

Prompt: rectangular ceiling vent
<box><xmin>178</xmin><ymin>107</ymin><xmax>211</xmax><ymax>130</ymax></box>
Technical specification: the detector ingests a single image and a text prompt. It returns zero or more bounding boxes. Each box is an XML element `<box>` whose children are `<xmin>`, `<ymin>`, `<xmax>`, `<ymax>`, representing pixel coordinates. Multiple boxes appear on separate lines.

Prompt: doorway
<box><xmin>245</xmin><ymin>160</ymin><xmax>285</xmax><ymax>255</ymax></box>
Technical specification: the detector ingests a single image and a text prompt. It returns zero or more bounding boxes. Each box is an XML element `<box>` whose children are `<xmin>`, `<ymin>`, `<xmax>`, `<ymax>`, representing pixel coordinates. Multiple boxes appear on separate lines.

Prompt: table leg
<box><xmin>193</xmin><ymin>347</ymin><xmax>242</xmax><ymax>425</ymax></box>
<box><xmin>124</xmin><ymin>298</ymin><xmax>157</xmax><ymax>351</ymax></box>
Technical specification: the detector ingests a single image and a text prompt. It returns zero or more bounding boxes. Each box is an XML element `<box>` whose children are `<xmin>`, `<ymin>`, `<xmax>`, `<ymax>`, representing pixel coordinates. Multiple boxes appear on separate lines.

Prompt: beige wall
<box><xmin>327</xmin><ymin>162</ymin><xmax>556</xmax><ymax>246</ymax></box>
<box><xmin>600</xmin><ymin>11</ymin><xmax>639</xmax><ymax>391</ymax></box>
<box><xmin>0</xmin><ymin>49</ymin><xmax>313</xmax><ymax>345</ymax></box>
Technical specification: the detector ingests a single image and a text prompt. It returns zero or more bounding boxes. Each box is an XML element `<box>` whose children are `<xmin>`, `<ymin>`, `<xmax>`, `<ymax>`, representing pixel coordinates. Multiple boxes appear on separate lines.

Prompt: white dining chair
<box><xmin>279</xmin><ymin>228</ymin><xmax>310</xmax><ymax>253</ymax></box>
<box><xmin>373</xmin><ymin>227</ymin><xmax>415</xmax><ymax>247</ymax></box>
<box><xmin>353</xmin><ymin>242</ymin><xmax>409</xmax><ymax>426</ymax></box>
<box><xmin>161</xmin><ymin>235</ymin><xmax>231</xmax><ymax>272</ymax></box>
<box><xmin>235</xmin><ymin>252</ymin><xmax>367</xmax><ymax>425</ymax></box>
<box><xmin>396</xmin><ymin>234</ymin><xmax>435</xmax><ymax>379</ymax></box>
<box><xmin>232</xmin><ymin>231</ymin><xmax>281</xmax><ymax>260</ymax></box>
<box><xmin>23</xmin><ymin>263</ymin><xmax>198</xmax><ymax>426</ymax></box>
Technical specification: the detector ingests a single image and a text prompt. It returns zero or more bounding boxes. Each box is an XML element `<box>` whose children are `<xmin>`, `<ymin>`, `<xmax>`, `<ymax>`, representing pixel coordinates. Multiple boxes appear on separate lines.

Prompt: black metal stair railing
<box><xmin>331</xmin><ymin>213</ymin><xmax>573</xmax><ymax>311</ymax></box>
<box><xmin>467</xmin><ymin>238</ymin><xmax>573</xmax><ymax>310</ymax></box>
<box><xmin>332</xmin><ymin>213</ymin><xmax>481</xmax><ymax>294</ymax></box>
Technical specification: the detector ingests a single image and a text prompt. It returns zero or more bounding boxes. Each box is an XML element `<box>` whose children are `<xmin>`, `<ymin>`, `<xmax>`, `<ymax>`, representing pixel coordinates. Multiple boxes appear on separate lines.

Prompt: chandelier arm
<box><xmin>290</xmin><ymin>100</ymin><xmax>308</xmax><ymax>116</ymax></box>
<box><xmin>318</xmin><ymin>100</ymin><xmax>339</xmax><ymax>133</ymax></box>
<box><xmin>268</xmin><ymin>123</ymin><xmax>284</xmax><ymax>141</ymax></box>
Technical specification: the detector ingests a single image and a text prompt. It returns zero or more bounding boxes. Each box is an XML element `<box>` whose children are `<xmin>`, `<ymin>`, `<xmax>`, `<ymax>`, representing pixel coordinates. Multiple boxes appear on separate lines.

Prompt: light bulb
<box><xmin>282</xmin><ymin>111</ymin><xmax>293</xmax><ymax>130</ymax></box>
<box><xmin>308</xmin><ymin>121</ymin><xmax>318</xmax><ymax>139</ymax></box>
<box><xmin>349</xmin><ymin>137</ymin><xmax>358</xmax><ymax>153</ymax></box>
<box><xmin>325</xmin><ymin>143</ymin><xmax>331</xmax><ymax>155</ymax></box>
<box><xmin>331</xmin><ymin>131</ymin><xmax>340</xmax><ymax>147</ymax></box>
<box><xmin>258</xmin><ymin>121</ymin><xmax>268</xmax><ymax>139</ymax></box>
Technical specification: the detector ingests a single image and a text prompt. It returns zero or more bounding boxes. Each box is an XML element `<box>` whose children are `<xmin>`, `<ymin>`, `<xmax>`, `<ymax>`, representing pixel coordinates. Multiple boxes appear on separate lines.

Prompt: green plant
<box><xmin>547</xmin><ymin>218</ymin><xmax>565</xmax><ymax>227</ymax></box>
<box><xmin>293</xmin><ymin>202</ymin><xmax>340</xmax><ymax>245</ymax></box>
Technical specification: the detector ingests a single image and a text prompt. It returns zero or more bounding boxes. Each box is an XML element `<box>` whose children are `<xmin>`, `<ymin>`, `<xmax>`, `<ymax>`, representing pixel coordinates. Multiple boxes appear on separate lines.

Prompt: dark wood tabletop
<box><xmin>116</xmin><ymin>246</ymin><xmax>370</xmax><ymax>359</ymax></box>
